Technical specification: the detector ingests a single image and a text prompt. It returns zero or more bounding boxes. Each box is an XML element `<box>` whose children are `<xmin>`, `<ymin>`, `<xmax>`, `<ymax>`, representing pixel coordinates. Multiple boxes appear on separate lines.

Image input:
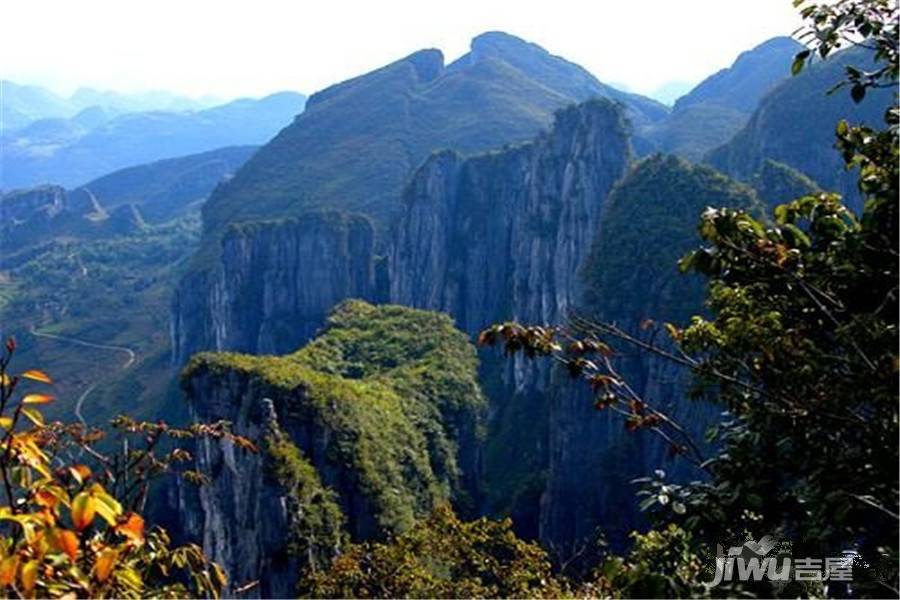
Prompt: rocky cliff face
<box><xmin>171</xmin><ymin>212</ymin><xmax>377</xmax><ymax>364</ymax></box>
<box><xmin>176</xmin><ymin>379</ymin><xmax>305</xmax><ymax>598</ymax></box>
<box><xmin>178</xmin><ymin>301</ymin><xmax>485</xmax><ymax>597</ymax></box>
<box><xmin>390</xmin><ymin>98</ymin><xmax>631</xmax><ymax>340</ymax></box>
<box><xmin>542</xmin><ymin>156</ymin><xmax>761</xmax><ymax>553</ymax></box>
<box><xmin>389</xmin><ymin>99</ymin><xmax>632</xmax><ymax>536</ymax></box>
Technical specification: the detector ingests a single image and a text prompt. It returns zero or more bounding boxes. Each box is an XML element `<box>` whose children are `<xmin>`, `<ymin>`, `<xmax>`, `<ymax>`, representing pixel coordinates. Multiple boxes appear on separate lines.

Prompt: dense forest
<box><xmin>0</xmin><ymin>0</ymin><xmax>896</xmax><ymax>597</ymax></box>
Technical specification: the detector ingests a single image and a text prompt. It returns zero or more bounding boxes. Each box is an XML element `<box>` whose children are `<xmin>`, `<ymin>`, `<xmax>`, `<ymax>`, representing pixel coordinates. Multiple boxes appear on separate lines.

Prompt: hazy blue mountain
<box><xmin>674</xmin><ymin>37</ymin><xmax>804</xmax><ymax>113</ymax></box>
<box><xmin>0</xmin><ymin>145</ymin><xmax>255</xmax><ymax>251</ymax></box>
<box><xmin>648</xmin><ymin>37</ymin><xmax>804</xmax><ymax>160</ymax></box>
<box><xmin>706</xmin><ymin>46</ymin><xmax>892</xmax><ymax>211</ymax></box>
<box><xmin>68</xmin><ymin>87</ymin><xmax>220</xmax><ymax>114</ymax></box>
<box><xmin>1</xmin><ymin>92</ymin><xmax>304</xmax><ymax>189</ymax></box>
<box><xmin>0</xmin><ymin>80</ymin><xmax>72</xmax><ymax>130</ymax></box>
<box><xmin>196</xmin><ymin>31</ymin><xmax>667</xmax><ymax>251</ymax></box>
<box><xmin>79</xmin><ymin>145</ymin><xmax>258</xmax><ymax>222</ymax></box>
<box><xmin>1</xmin><ymin>80</ymin><xmax>223</xmax><ymax>131</ymax></box>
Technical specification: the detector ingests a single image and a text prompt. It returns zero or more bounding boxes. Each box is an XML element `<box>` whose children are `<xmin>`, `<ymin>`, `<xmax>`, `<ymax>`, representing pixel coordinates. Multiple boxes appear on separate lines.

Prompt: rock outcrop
<box><xmin>171</xmin><ymin>212</ymin><xmax>377</xmax><ymax>364</ymax></box>
<box><xmin>178</xmin><ymin>301</ymin><xmax>485</xmax><ymax>597</ymax></box>
<box><xmin>542</xmin><ymin>155</ymin><xmax>760</xmax><ymax>552</ymax></box>
<box><xmin>390</xmin><ymin>98</ymin><xmax>631</xmax><ymax>342</ymax></box>
<box><xmin>389</xmin><ymin>98</ymin><xmax>632</xmax><ymax>534</ymax></box>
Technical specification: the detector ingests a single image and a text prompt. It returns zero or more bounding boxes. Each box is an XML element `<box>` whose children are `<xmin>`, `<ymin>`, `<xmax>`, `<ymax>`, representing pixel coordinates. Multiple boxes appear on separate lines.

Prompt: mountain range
<box><xmin>645</xmin><ymin>36</ymin><xmax>804</xmax><ymax>160</ymax></box>
<box><xmin>1</xmin><ymin>91</ymin><xmax>304</xmax><ymax>189</ymax></box>
<box><xmin>1</xmin><ymin>80</ymin><xmax>223</xmax><ymax>130</ymax></box>
<box><xmin>195</xmin><ymin>31</ymin><xmax>668</xmax><ymax>252</ymax></box>
<box><xmin>3</xmin><ymin>28</ymin><xmax>889</xmax><ymax>595</ymax></box>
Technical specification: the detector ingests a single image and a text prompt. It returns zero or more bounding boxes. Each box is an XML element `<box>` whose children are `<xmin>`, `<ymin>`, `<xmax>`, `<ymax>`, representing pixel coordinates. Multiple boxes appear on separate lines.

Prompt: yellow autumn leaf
<box><xmin>22</xmin><ymin>394</ymin><xmax>54</xmax><ymax>405</ymax></box>
<box><xmin>20</xmin><ymin>559</ymin><xmax>38</xmax><ymax>593</ymax></box>
<box><xmin>21</xmin><ymin>370</ymin><xmax>52</xmax><ymax>384</ymax></box>
<box><xmin>94</xmin><ymin>548</ymin><xmax>118</xmax><ymax>583</ymax></box>
<box><xmin>71</xmin><ymin>491</ymin><xmax>96</xmax><ymax>531</ymax></box>
<box><xmin>21</xmin><ymin>408</ymin><xmax>44</xmax><ymax>427</ymax></box>
<box><xmin>90</xmin><ymin>484</ymin><xmax>122</xmax><ymax>526</ymax></box>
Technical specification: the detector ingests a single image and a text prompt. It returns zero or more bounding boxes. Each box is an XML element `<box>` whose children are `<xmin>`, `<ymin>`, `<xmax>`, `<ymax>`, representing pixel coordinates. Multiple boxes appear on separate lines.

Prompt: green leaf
<box><xmin>792</xmin><ymin>49</ymin><xmax>811</xmax><ymax>75</ymax></box>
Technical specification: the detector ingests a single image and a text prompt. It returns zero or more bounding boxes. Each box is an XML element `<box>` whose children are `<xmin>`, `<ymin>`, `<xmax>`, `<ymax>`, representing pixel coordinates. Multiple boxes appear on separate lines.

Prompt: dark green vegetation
<box><xmin>195</xmin><ymin>31</ymin><xmax>667</xmax><ymax>260</ymax></box>
<box><xmin>183</xmin><ymin>300</ymin><xmax>486</xmax><ymax>537</ymax></box>
<box><xmin>299</xmin><ymin>505</ymin><xmax>564</xmax><ymax>599</ymax></box>
<box><xmin>647</xmin><ymin>37</ymin><xmax>802</xmax><ymax>160</ymax></box>
<box><xmin>584</xmin><ymin>154</ymin><xmax>760</xmax><ymax>324</ymax></box>
<box><xmin>747</xmin><ymin>158</ymin><xmax>821</xmax><ymax>206</ymax></box>
<box><xmin>1</xmin><ymin>91</ymin><xmax>301</xmax><ymax>189</ymax></box>
<box><xmin>266</xmin><ymin>429</ymin><xmax>345</xmax><ymax>572</ymax></box>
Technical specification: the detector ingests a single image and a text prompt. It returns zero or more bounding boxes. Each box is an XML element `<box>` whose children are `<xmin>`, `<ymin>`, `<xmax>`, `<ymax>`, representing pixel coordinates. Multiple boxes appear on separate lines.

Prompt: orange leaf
<box><xmin>20</xmin><ymin>559</ymin><xmax>38</xmax><ymax>593</ymax></box>
<box><xmin>34</xmin><ymin>489</ymin><xmax>58</xmax><ymax>509</ymax></box>
<box><xmin>22</xmin><ymin>394</ymin><xmax>54</xmax><ymax>405</ymax></box>
<box><xmin>116</xmin><ymin>513</ymin><xmax>144</xmax><ymax>543</ymax></box>
<box><xmin>21</xmin><ymin>370</ymin><xmax>52</xmax><ymax>385</ymax></box>
<box><xmin>71</xmin><ymin>492</ymin><xmax>96</xmax><ymax>531</ymax></box>
<box><xmin>57</xmin><ymin>530</ymin><xmax>79</xmax><ymax>561</ymax></box>
<box><xmin>69</xmin><ymin>465</ymin><xmax>91</xmax><ymax>485</ymax></box>
<box><xmin>94</xmin><ymin>548</ymin><xmax>118</xmax><ymax>583</ymax></box>
<box><xmin>0</xmin><ymin>556</ymin><xmax>18</xmax><ymax>586</ymax></box>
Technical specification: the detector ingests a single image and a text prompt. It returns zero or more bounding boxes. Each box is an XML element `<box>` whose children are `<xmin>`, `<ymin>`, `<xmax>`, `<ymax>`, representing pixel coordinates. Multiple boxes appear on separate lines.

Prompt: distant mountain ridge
<box><xmin>195</xmin><ymin>31</ymin><xmax>667</xmax><ymax>254</ymax></box>
<box><xmin>707</xmin><ymin>46</ymin><xmax>893</xmax><ymax>211</ymax></box>
<box><xmin>674</xmin><ymin>36</ymin><xmax>804</xmax><ymax>113</ymax></box>
<box><xmin>0</xmin><ymin>145</ymin><xmax>256</xmax><ymax>254</ymax></box>
<box><xmin>648</xmin><ymin>36</ymin><xmax>804</xmax><ymax>160</ymax></box>
<box><xmin>1</xmin><ymin>92</ymin><xmax>303</xmax><ymax>189</ymax></box>
<box><xmin>0</xmin><ymin>80</ymin><xmax>222</xmax><ymax>131</ymax></box>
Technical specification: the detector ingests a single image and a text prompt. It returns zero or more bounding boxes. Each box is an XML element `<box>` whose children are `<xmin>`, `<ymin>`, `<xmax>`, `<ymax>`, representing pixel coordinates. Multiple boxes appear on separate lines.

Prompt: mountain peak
<box><xmin>404</xmin><ymin>48</ymin><xmax>445</xmax><ymax>83</ymax></box>
<box><xmin>468</xmin><ymin>31</ymin><xmax>551</xmax><ymax>63</ymax></box>
<box><xmin>673</xmin><ymin>35</ymin><xmax>804</xmax><ymax>114</ymax></box>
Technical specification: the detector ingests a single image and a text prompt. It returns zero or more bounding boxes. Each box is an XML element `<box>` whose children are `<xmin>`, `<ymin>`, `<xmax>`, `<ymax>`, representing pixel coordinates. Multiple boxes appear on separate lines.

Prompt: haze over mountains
<box><xmin>1</xmin><ymin>80</ymin><xmax>223</xmax><ymax>130</ymax></box>
<box><xmin>1</xmin><ymin>86</ymin><xmax>305</xmax><ymax>189</ymax></box>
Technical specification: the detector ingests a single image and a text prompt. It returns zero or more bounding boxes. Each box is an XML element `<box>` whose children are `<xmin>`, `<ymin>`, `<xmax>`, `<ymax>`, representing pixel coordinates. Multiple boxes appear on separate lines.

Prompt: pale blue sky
<box><xmin>3</xmin><ymin>0</ymin><xmax>804</xmax><ymax>101</ymax></box>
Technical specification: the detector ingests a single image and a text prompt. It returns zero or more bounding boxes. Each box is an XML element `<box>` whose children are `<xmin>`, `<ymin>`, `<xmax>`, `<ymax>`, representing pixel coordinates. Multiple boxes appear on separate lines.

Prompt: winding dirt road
<box><xmin>28</xmin><ymin>326</ymin><xmax>136</xmax><ymax>425</ymax></box>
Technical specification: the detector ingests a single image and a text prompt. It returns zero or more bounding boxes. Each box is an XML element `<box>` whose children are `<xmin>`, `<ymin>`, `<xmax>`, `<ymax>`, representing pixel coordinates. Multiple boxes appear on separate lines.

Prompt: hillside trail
<box><xmin>28</xmin><ymin>325</ymin><xmax>136</xmax><ymax>426</ymax></box>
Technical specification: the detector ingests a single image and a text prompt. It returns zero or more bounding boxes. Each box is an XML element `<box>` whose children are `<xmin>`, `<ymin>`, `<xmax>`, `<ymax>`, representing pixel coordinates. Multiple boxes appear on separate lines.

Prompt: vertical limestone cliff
<box><xmin>171</xmin><ymin>212</ymin><xmax>377</xmax><ymax>364</ymax></box>
<box><xmin>541</xmin><ymin>155</ymin><xmax>761</xmax><ymax>552</ymax></box>
<box><xmin>390</xmin><ymin>99</ymin><xmax>631</xmax><ymax>335</ymax></box>
<box><xmin>388</xmin><ymin>99</ymin><xmax>632</xmax><ymax>535</ymax></box>
<box><xmin>178</xmin><ymin>301</ymin><xmax>486</xmax><ymax>597</ymax></box>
